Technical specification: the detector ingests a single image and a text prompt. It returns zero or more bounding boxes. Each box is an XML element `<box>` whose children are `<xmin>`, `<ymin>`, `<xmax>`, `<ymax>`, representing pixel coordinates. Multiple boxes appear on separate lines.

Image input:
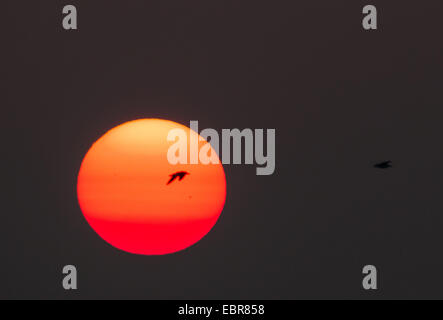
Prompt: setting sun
<box><xmin>77</xmin><ymin>119</ymin><xmax>226</xmax><ymax>255</ymax></box>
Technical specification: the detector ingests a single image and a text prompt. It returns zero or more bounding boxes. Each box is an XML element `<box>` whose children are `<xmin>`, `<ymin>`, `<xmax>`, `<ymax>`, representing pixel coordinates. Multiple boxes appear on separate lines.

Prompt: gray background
<box><xmin>3</xmin><ymin>0</ymin><xmax>443</xmax><ymax>299</ymax></box>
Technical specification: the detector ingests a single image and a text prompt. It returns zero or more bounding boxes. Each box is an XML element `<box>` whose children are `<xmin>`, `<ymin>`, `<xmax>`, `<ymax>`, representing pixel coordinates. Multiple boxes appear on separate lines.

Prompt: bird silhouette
<box><xmin>167</xmin><ymin>171</ymin><xmax>190</xmax><ymax>185</ymax></box>
<box><xmin>374</xmin><ymin>160</ymin><xmax>392</xmax><ymax>169</ymax></box>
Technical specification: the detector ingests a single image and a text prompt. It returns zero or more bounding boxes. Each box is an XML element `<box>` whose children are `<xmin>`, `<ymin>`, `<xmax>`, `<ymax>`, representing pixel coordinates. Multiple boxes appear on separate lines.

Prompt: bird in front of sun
<box><xmin>167</xmin><ymin>171</ymin><xmax>190</xmax><ymax>185</ymax></box>
<box><xmin>374</xmin><ymin>160</ymin><xmax>393</xmax><ymax>169</ymax></box>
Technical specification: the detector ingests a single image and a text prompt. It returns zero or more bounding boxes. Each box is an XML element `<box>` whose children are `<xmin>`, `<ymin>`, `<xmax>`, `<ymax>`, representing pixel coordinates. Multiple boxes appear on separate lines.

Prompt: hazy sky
<box><xmin>3</xmin><ymin>0</ymin><xmax>443</xmax><ymax>299</ymax></box>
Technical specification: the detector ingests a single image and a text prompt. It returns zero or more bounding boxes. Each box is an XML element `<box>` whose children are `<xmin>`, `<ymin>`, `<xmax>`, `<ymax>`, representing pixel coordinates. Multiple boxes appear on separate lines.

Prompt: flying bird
<box><xmin>374</xmin><ymin>161</ymin><xmax>392</xmax><ymax>169</ymax></box>
<box><xmin>167</xmin><ymin>171</ymin><xmax>190</xmax><ymax>185</ymax></box>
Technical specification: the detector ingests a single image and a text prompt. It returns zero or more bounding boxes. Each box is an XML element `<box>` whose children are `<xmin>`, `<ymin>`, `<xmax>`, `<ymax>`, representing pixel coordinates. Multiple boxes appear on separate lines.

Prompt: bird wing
<box><xmin>178</xmin><ymin>172</ymin><xmax>189</xmax><ymax>181</ymax></box>
<box><xmin>167</xmin><ymin>175</ymin><xmax>177</xmax><ymax>185</ymax></box>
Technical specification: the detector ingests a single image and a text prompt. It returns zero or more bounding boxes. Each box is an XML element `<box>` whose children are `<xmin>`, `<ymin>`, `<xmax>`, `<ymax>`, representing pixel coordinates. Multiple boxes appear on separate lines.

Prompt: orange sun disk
<box><xmin>77</xmin><ymin>119</ymin><xmax>226</xmax><ymax>255</ymax></box>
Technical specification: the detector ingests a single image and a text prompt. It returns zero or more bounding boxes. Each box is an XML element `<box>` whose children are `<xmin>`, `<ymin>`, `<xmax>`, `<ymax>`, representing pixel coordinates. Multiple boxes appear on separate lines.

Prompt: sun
<box><xmin>77</xmin><ymin>119</ymin><xmax>227</xmax><ymax>255</ymax></box>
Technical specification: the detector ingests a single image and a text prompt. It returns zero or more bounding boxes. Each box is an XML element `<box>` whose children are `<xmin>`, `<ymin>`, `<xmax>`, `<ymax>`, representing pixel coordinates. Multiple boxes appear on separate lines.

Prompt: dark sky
<box><xmin>3</xmin><ymin>0</ymin><xmax>443</xmax><ymax>299</ymax></box>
